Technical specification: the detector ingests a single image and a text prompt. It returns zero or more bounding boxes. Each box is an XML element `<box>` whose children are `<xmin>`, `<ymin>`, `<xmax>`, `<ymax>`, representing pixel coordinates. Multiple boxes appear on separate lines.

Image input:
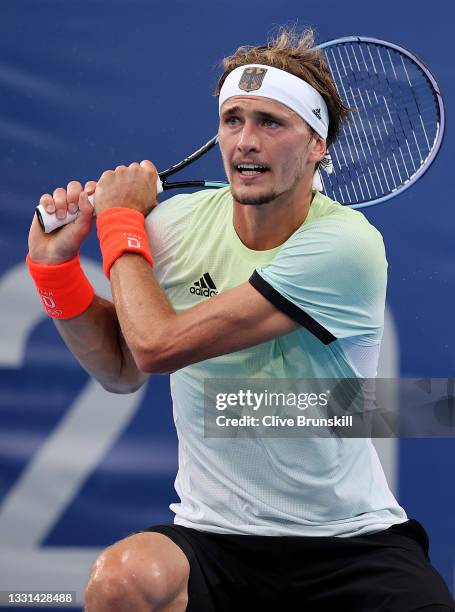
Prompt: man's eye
<box><xmin>226</xmin><ymin>116</ymin><xmax>240</xmax><ymax>125</ymax></box>
<box><xmin>262</xmin><ymin>118</ymin><xmax>280</xmax><ymax>127</ymax></box>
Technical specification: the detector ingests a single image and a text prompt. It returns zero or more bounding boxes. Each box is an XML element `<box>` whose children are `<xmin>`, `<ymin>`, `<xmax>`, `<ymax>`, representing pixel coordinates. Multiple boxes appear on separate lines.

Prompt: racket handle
<box><xmin>35</xmin><ymin>177</ymin><xmax>163</xmax><ymax>233</ymax></box>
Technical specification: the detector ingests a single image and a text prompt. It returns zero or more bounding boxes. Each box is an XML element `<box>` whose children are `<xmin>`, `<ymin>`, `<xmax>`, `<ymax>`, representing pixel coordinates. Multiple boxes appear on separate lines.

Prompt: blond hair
<box><xmin>215</xmin><ymin>27</ymin><xmax>350</xmax><ymax>148</ymax></box>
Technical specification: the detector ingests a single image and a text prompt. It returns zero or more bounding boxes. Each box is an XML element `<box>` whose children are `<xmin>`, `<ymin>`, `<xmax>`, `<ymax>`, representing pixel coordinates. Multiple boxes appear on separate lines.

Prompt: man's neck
<box><xmin>232</xmin><ymin>184</ymin><xmax>314</xmax><ymax>251</ymax></box>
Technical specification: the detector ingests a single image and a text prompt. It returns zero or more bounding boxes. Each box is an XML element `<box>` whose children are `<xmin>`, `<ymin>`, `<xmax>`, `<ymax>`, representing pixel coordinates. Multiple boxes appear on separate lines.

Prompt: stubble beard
<box><xmin>226</xmin><ymin>149</ymin><xmax>309</xmax><ymax>206</ymax></box>
<box><xmin>230</xmin><ymin>166</ymin><xmax>305</xmax><ymax>206</ymax></box>
<box><xmin>230</xmin><ymin>186</ymin><xmax>280</xmax><ymax>206</ymax></box>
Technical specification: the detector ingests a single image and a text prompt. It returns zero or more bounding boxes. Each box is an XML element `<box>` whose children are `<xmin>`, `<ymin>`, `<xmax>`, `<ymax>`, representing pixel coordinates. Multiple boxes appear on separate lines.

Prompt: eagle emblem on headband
<box><xmin>238</xmin><ymin>67</ymin><xmax>268</xmax><ymax>92</ymax></box>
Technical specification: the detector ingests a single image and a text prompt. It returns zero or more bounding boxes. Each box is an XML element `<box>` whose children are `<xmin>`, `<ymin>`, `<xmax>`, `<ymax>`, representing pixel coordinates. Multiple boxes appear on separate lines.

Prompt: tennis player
<box><xmin>27</xmin><ymin>28</ymin><xmax>454</xmax><ymax>612</ymax></box>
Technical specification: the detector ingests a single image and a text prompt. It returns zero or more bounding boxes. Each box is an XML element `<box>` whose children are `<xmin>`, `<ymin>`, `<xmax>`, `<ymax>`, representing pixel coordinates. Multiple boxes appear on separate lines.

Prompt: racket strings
<box><xmin>158</xmin><ymin>38</ymin><xmax>442</xmax><ymax>208</ymax></box>
<box><xmin>327</xmin><ymin>46</ymin><xmax>383</xmax><ymax>202</ymax></box>
<box><xmin>322</xmin><ymin>42</ymin><xmax>440</xmax><ymax>205</ymax></box>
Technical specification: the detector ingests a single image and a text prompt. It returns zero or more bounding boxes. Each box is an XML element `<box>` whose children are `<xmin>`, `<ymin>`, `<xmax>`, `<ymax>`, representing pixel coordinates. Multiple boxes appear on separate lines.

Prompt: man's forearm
<box><xmin>54</xmin><ymin>293</ymin><xmax>149</xmax><ymax>393</ymax></box>
<box><xmin>108</xmin><ymin>254</ymin><xmax>298</xmax><ymax>374</ymax></box>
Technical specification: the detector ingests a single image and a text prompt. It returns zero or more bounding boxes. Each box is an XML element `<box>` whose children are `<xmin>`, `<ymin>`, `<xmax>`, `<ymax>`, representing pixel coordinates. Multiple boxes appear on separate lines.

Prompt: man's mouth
<box><xmin>234</xmin><ymin>163</ymin><xmax>270</xmax><ymax>176</ymax></box>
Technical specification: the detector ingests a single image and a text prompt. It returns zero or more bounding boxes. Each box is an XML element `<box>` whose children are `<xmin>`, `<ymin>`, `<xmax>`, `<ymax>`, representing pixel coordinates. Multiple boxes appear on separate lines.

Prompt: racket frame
<box><xmin>159</xmin><ymin>36</ymin><xmax>445</xmax><ymax>209</ymax></box>
<box><xmin>317</xmin><ymin>36</ymin><xmax>445</xmax><ymax>208</ymax></box>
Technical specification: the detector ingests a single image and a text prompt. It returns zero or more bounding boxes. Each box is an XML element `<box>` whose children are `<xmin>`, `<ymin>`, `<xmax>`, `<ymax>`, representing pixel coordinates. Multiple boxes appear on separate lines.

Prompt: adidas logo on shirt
<box><xmin>190</xmin><ymin>273</ymin><xmax>218</xmax><ymax>297</ymax></box>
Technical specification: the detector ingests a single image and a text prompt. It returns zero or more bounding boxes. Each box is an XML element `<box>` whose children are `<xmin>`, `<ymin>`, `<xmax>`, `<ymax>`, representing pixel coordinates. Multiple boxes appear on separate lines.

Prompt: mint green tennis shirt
<box><xmin>145</xmin><ymin>187</ymin><xmax>407</xmax><ymax>536</ymax></box>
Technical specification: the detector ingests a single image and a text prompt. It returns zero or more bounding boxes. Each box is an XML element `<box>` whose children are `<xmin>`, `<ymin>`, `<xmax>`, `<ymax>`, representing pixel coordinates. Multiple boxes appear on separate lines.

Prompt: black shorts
<box><xmin>142</xmin><ymin>519</ymin><xmax>454</xmax><ymax>612</ymax></box>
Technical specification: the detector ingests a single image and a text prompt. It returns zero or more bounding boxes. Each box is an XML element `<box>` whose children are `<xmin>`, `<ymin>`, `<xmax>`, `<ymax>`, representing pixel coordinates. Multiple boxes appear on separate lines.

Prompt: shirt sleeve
<box><xmin>249</xmin><ymin>215</ymin><xmax>387</xmax><ymax>344</ymax></box>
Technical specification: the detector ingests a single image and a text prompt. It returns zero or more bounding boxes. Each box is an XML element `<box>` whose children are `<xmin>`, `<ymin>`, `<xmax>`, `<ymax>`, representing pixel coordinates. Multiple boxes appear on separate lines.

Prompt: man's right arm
<box><xmin>28</xmin><ymin>180</ymin><xmax>149</xmax><ymax>394</ymax></box>
<box><xmin>54</xmin><ymin>294</ymin><xmax>149</xmax><ymax>393</ymax></box>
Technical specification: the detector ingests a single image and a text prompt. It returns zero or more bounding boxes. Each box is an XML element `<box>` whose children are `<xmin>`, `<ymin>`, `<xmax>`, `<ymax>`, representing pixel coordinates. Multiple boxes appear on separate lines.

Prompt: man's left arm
<box><xmin>109</xmin><ymin>253</ymin><xmax>298</xmax><ymax>373</ymax></box>
<box><xmin>90</xmin><ymin>159</ymin><xmax>299</xmax><ymax>374</ymax></box>
<box><xmin>92</xmin><ymin>159</ymin><xmax>383</xmax><ymax>375</ymax></box>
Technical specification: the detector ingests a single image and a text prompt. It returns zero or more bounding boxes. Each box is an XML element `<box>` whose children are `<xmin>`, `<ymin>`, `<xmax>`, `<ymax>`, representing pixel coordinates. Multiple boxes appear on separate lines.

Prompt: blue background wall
<box><xmin>0</xmin><ymin>0</ymin><xmax>453</xmax><ymax>608</ymax></box>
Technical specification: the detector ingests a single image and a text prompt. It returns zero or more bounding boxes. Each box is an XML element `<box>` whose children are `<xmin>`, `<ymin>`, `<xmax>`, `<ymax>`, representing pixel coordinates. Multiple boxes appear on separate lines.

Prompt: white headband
<box><xmin>218</xmin><ymin>64</ymin><xmax>329</xmax><ymax>139</ymax></box>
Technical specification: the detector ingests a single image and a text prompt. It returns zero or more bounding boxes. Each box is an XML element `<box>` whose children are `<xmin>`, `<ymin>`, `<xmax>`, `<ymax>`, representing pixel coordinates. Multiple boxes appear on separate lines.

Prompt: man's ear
<box><xmin>310</xmin><ymin>134</ymin><xmax>327</xmax><ymax>163</ymax></box>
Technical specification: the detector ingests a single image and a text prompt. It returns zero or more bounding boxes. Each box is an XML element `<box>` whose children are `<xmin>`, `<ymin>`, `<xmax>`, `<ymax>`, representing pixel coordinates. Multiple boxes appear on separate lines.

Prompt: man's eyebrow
<box><xmin>221</xmin><ymin>106</ymin><xmax>286</xmax><ymax>121</ymax></box>
<box><xmin>255</xmin><ymin>110</ymin><xmax>285</xmax><ymax>121</ymax></box>
<box><xmin>221</xmin><ymin>105</ymin><xmax>242</xmax><ymax>116</ymax></box>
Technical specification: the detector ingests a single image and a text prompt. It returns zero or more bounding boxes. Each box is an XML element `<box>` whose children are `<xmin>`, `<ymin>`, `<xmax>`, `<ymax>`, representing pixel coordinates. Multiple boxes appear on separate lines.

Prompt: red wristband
<box><xmin>96</xmin><ymin>208</ymin><xmax>154</xmax><ymax>279</ymax></box>
<box><xmin>26</xmin><ymin>254</ymin><xmax>95</xmax><ymax>319</ymax></box>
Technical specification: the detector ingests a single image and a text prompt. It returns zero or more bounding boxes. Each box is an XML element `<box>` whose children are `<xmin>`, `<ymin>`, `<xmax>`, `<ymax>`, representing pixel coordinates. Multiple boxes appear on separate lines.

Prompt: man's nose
<box><xmin>236</xmin><ymin>121</ymin><xmax>260</xmax><ymax>153</ymax></box>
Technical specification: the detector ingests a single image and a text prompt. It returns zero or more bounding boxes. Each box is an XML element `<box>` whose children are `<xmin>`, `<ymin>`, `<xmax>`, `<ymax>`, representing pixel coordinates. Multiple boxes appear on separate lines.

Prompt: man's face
<box><xmin>218</xmin><ymin>96</ymin><xmax>324</xmax><ymax>206</ymax></box>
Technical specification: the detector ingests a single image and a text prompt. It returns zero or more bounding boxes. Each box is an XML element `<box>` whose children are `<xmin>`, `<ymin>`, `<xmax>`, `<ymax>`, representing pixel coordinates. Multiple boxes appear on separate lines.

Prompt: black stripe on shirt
<box><xmin>249</xmin><ymin>271</ymin><xmax>337</xmax><ymax>345</ymax></box>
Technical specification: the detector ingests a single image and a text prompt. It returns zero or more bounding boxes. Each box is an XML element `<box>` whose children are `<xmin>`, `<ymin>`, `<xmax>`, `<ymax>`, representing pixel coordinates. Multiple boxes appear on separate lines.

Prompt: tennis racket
<box><xmin>37</xmin><ymin>35</ymin><xmax>445</xmax><ymax>232</ymax></box>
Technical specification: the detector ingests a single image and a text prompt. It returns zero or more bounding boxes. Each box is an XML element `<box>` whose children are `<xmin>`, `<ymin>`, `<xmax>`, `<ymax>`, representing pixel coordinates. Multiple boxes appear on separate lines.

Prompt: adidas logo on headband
<box><xmin>238</xmin><ymin>67</ymin><xmax>268</xmax><ymax>92</ymax></box>
<box><xmin>312</xmin><ymin>108</ymin><xmax>322</xmax><ymax>120</ymax></box>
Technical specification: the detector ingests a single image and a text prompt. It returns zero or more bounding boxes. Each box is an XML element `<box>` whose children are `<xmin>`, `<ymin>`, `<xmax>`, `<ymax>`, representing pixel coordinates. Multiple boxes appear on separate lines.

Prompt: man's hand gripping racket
<box><xmin>36</xmin><ymin>175</ymin><xmax>164</xmax><ymax>234</ymax></box>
